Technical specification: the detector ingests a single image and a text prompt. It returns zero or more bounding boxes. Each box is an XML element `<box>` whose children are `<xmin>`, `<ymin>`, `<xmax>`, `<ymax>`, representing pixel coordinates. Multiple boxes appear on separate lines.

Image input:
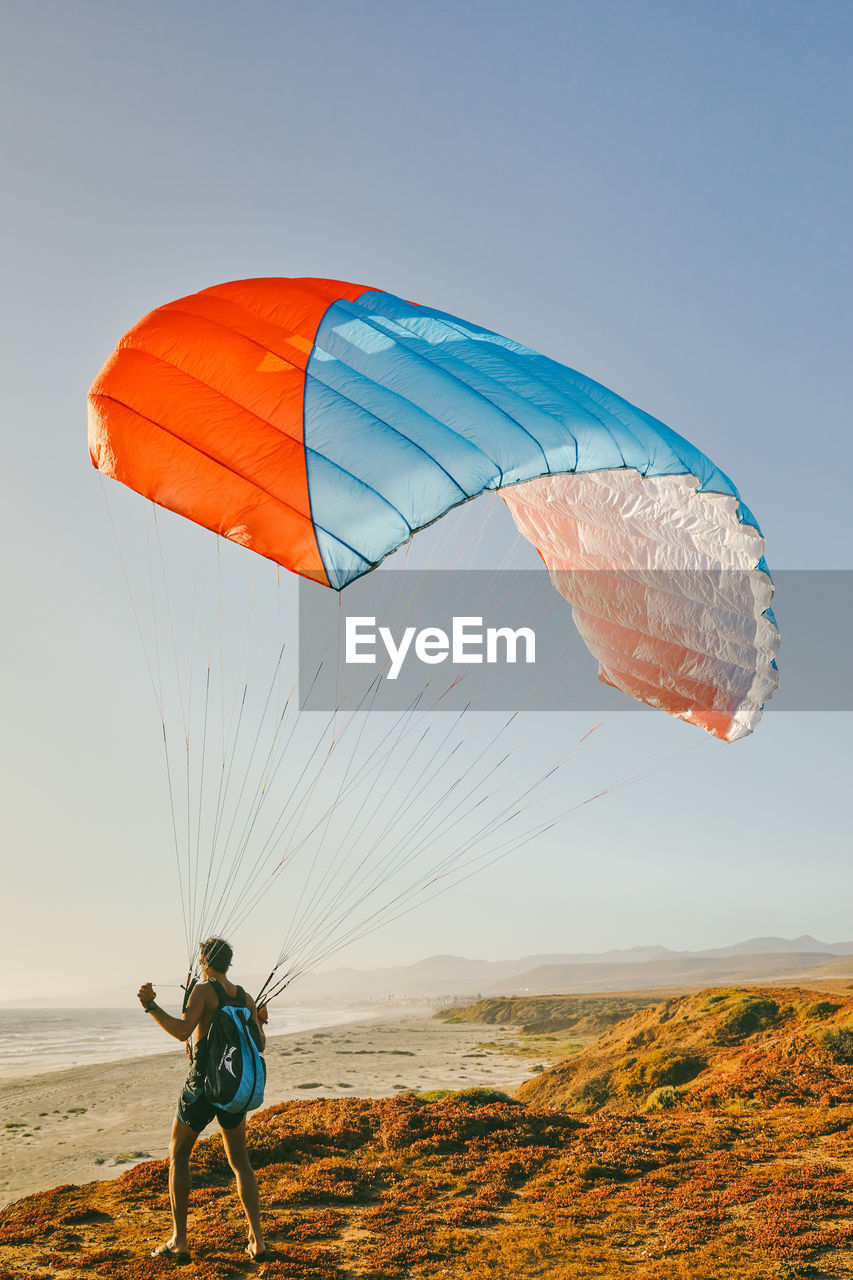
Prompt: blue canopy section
<box><xmin>303</xmin><ymin>289</ymin><xmax>757</xmax><ymax>590</ymax></box>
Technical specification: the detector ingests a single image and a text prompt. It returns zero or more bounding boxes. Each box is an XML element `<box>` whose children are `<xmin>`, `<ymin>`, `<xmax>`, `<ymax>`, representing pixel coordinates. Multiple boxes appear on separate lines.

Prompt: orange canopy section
<box><xmin>88</xmin><ymin>277</ymin><xmax>366</xmax><ymax>585</ymax></box>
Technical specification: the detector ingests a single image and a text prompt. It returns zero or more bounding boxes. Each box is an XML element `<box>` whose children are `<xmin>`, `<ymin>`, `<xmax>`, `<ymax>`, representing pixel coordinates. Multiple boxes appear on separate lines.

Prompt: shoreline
<box><xmin>0</xmin><ymin>1004</ymin><xmax>376</xmax><ymax>1082</ymax></box>
<box><xmin>0</xmin><ymin>1008</ymin><xmax>538</xmax><ymax>1208</ymax></box>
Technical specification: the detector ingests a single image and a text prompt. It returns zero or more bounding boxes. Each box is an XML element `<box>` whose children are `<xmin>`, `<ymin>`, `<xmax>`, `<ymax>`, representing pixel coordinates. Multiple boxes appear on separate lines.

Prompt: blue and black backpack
<box><xmin>203</xmin><ymin>980</ymin><xmax>266</xmax><ymax>1114</ymax></box>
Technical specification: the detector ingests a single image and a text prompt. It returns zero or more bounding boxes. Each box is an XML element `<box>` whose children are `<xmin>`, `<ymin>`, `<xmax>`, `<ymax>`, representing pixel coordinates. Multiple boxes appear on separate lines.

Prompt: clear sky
<box><xmin>1</xmin><ymin>0</ymin><xmax>851</xmax><ymax>1003</ymax></box>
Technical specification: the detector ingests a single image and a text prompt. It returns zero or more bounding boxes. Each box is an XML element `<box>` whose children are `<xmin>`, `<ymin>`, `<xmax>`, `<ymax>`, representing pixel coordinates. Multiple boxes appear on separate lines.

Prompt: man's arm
<box><xmin>137</xmin><ymin>981</ymin><xmax>211</xmax><ymax>1041</ymax></box>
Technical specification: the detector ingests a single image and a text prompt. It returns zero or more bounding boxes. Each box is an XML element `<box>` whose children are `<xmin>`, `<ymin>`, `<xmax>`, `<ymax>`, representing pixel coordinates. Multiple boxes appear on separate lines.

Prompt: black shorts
<box><xmin>176</xmin><ymin>1077</ymin><xmax>246</xmax><ymax>1132</ymax></box>
<box><xmin>176</xmin><ymin>1043</ymin><xmax>246</xmax><ymax>1133</ymax></box>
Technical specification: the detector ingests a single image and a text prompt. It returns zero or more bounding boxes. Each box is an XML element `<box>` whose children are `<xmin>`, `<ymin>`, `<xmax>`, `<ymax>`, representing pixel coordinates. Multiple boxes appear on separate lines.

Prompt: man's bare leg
<box><xmin>221</xmin><ymin>1118</ymin><xmax>265</xmax><ymax>1257</ymax></box>
<box><xmin>164</xmin><ymin>1118</ymin><xmax>199</xmax><ymax>1253</ymax></box>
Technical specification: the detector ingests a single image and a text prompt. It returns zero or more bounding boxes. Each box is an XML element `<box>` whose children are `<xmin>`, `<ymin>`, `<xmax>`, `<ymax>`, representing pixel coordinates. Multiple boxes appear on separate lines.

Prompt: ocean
<box><xmin>0</xmin><ymin>1005</ymin><xmax>372</xmax><ymax>1079</ymax></box>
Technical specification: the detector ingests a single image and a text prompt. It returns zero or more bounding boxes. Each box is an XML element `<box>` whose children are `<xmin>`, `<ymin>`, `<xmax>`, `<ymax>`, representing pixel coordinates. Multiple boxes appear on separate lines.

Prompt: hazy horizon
<box><xmin>5</xmin><ymin>929</ymin><xmax>852</xmax><ymax>1009</ymax></box>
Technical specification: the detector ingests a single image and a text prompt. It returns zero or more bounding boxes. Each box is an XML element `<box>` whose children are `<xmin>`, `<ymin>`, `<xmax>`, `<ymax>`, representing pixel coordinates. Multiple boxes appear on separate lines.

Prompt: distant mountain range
<box><xmin>7</xmin><ymin>936</ymin><xmax>853</xmax><ymax>1007</ymax></box>
<box><xmin>280</xmin><ymin>936</ymin><xmax>853</xmax><ymax>1001</ymax></box>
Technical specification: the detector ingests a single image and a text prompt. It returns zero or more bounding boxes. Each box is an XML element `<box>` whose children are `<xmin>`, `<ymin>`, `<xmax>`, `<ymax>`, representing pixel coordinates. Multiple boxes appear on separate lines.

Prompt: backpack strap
<box><xmin>208</xmin><ymin>978</ymin><xmax>246</xmax><ymax>1008</ymax></box>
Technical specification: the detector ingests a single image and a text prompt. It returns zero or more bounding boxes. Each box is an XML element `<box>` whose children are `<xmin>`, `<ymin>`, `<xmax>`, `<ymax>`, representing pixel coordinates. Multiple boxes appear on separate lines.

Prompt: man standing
<box><xmin>138</xmin><ymin>937</ymin><xmax>268</xmax><ymax>1264</ymax></box>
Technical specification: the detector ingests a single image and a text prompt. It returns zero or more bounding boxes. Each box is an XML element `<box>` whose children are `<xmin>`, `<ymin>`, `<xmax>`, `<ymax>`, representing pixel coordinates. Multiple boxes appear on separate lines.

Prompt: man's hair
<box><xmin>199</xmin><ymin>937</ymin><xmax>233</xmax><ymax>972</ymax></box>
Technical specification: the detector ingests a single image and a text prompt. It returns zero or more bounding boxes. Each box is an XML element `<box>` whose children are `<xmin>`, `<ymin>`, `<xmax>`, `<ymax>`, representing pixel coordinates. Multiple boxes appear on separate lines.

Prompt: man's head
<box><xmin>199</xmin><ymin>937</ymin><xmax>233</xmax><ymax>975</ymax></box>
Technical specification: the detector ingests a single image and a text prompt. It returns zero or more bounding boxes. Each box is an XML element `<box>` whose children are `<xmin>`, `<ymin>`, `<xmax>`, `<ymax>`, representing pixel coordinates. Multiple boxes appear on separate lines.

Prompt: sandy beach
<box><xmin>0</xmin><ymin>1008</ymin><xmax>538</xmax><ymax>1208</ymax></box>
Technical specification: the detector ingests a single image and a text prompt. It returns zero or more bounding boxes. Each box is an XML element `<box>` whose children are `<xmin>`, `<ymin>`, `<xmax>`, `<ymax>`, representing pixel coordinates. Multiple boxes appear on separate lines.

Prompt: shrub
<box><xmin>805</xmin><ymin>1000</ymin><xmax>841</xmax><ymax>1020</ymax></box>
<box><xmin>644</xmin><ymin>1085</ymin><xmax>682</xmax><ymax>1112</ymax></box>
<box><xmin>715</xmin><ymin>997</ymin><xmax>780</xmax><ymax>1043</ymax></box>
<box><xmin>819</xmin><ymin>1026</ymin><xmax>853</xmax><ymax>1063</ymax></box>
<box><xmin>450</xmin><ymin>1088</ymin><xmax>517</xmax><ymax>1106</ymax></box>
<box><xmin>574</xmin><ymin>1072</ymin><xmax>612</xmax><ymax>1113</ymax></box>
<box><xmin>703</xmin><ymin>988</ymin><xmax>748</xmax><ymax>1009</ymax></box>
<box><xmin>627</xmin><ymin>1051</ymin><xmax>706</xmax><ymax>1093</ymax></box>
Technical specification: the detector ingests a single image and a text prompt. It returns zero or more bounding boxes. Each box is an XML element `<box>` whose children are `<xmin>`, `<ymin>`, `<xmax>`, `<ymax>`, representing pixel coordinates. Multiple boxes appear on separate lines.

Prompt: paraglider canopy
<box><xmin>89</xmin><ymin>276</ymin><xmax>778</xmax><ymax>742</ymax></box>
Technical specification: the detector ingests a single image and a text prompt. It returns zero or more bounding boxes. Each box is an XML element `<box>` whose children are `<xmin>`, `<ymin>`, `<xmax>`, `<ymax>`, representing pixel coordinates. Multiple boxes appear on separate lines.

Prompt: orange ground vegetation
<box><xmin>2</xmin><ymin>986</ymin><xmax>853</xmax><ymax>1279</ymax></box>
